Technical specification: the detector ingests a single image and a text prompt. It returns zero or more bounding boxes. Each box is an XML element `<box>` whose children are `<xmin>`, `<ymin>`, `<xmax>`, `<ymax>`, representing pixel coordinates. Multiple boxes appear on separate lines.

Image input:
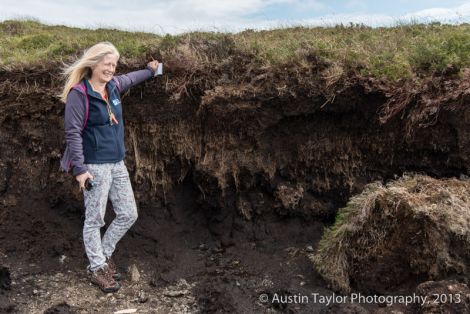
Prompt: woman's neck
<box><xmin>88</xmin><ymin>77</ymin><xmax>106</xmax><ymax>94</ymax></box>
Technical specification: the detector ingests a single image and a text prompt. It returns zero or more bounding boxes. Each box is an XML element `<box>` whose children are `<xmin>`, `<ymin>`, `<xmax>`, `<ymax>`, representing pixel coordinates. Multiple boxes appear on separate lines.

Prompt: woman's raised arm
<box><xmin>112</xmin><ymin>60</ymin><xmax>160</xmax><ymax>94</ymax></box>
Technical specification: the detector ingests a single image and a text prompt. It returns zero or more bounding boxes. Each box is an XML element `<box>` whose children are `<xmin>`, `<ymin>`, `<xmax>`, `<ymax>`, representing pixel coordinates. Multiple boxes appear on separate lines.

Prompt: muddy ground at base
<box><xmin>0</xmin><ymin>180</ymin><xmax>416</xmax><ymax>314</ymax></box>
<box><xmin>3</xmin><ymin>175</ymin><xmax>453</xmax><ymax>314</ymax></box>
<box><xmin>0</xmin><ymin>187</ymin><xmax>326</xmax><ymax>314</ymax></box>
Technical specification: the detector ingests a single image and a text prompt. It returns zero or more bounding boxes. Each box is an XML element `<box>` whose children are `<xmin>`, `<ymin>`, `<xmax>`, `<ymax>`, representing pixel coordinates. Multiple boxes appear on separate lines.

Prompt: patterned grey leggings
<box><xmin>83</xmin><ymin>160</ymin><xmax>138</xmax><ymax>271</ymax></box>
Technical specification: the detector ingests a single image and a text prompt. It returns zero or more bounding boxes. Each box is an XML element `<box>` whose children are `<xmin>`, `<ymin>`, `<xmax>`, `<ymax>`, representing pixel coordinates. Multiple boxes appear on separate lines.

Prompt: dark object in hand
<box><xmin>85</xmin><ymin>178</ymin><xmax>95</xmax><ymax>191</ymax></box>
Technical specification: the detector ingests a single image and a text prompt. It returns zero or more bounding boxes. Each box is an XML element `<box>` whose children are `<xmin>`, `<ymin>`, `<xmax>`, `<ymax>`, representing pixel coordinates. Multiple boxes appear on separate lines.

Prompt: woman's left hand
<box><xmin>147</xmin><ymin>60</ymin><xmax>160</xmax><ymax>71</ymax></box>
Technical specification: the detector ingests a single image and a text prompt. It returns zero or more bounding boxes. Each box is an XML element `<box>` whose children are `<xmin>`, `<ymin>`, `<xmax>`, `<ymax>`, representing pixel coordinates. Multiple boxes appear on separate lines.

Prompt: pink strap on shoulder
<box><xmin>113</xmin><ymin>77</ymin><xmax>121</xmax><ymax>93</ymax></box>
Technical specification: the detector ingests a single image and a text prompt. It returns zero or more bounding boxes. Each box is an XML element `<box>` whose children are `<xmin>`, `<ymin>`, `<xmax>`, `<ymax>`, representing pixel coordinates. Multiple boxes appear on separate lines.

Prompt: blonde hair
<box><xmin>60</xmin><ymin>41</ymin><xmax>120</xmax><ymax>103</ymax></box>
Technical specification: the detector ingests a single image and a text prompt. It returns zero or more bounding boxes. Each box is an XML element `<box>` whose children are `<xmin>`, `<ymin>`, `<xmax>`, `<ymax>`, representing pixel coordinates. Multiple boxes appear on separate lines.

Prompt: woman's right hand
<box><xmin>147</xmin><ymin>60</ymin><xmax>160</xmax><ymax>71</ymax></box>
<box><xmin>76</xmin><ymin>171</ymin><xmax>94</xmax><ymax>192</ymax></box>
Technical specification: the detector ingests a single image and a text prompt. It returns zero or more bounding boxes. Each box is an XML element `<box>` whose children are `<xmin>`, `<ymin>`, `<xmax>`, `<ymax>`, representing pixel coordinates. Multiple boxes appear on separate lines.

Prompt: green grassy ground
<box><xmin>1</xmin><ymin>19</ymin><xmax>470</xmax><ymax>81</ymax></box>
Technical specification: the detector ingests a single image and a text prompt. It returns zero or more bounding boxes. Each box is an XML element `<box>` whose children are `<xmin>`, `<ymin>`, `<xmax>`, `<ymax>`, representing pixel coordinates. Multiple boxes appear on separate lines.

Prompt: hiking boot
<box><xmin>106</xmin><ymin>256</ymin><xmax>122</xmax><ymax>281</ymax></box>
<box><xmin>90</xmin><ymin>265</ymin><xmax>120</xmax><ymax>293</ymax></box>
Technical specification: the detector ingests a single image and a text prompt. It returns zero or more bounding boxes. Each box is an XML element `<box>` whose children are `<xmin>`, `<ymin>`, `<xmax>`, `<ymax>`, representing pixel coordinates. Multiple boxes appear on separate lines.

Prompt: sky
<box><xmin>0</xmin><ymin>0</ymin><xmax>469</xmax><ymax>34</ymax></box>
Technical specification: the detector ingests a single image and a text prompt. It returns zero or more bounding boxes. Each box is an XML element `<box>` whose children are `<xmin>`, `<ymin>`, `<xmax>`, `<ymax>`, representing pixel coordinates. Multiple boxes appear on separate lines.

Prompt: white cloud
<box><xmin>403</xmin><ymin>3</ymin><xmax>470</xmax><ymax>23</ymax></box>
<box><xmin>0</xmin><ymin>0</ymin><xmax>297</xmax><ymax>33</ymax></box>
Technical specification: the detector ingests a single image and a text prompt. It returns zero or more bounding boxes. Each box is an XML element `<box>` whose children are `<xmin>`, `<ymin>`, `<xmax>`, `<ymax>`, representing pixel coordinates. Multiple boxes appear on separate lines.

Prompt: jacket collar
<box><xmin>83</xmin><ymin>79</ymin><xmax>117</xmax><ymax>100</ymax></box>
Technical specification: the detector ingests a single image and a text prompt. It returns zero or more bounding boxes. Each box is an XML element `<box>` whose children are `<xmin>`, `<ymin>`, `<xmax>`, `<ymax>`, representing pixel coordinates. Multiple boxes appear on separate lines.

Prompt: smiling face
<box><xmin>91</xmin><ymin>53</ymin><xmax>118</xmax><ymax>83</ymax></box>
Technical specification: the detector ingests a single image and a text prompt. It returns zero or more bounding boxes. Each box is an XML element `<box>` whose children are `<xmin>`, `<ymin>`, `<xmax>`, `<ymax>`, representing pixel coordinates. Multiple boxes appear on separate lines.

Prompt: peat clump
<box><xmin>313</xmin><ymin>174</ymin><xmax>470</xmax><ymax>294</ymax></box>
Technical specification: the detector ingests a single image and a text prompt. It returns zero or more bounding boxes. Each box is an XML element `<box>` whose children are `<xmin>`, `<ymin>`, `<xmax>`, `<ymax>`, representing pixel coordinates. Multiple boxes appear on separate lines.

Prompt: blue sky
<box><xmin>0</xmin><ymin>0</ymin><xmax>469</xmax><ymax>34</ymax></box>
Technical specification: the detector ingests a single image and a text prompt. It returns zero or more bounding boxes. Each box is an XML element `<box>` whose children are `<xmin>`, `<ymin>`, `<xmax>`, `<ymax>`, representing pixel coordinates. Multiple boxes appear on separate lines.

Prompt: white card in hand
<box><xmin>155</xmin><ymin>63</ymin><xmax>163</xmax><ymax>76</ymax></box>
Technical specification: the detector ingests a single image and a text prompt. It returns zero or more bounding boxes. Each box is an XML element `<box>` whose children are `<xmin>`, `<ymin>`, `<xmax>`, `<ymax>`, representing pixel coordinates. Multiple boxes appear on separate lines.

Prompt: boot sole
<box><xmin>91</xmin><ymin>280</ymin><xmax>121</xmax><ymax>293</ymax></box>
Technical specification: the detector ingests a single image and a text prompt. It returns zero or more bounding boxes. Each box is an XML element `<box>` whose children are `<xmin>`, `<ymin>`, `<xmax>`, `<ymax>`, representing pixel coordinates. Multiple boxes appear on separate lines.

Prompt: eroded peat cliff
<box><xmin>0</xmin><ymin>41</ymin><xmax>469</xmax><ymax>313</ymax></box>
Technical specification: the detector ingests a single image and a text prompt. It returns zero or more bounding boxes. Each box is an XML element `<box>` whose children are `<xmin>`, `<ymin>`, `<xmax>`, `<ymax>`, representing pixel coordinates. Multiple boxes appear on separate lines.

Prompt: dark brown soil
<box><xmin>414</xmin><ymin>280</ymin><xmax>470</xmax><ymax>313</ymax></box>
<box><xmin>0</xmin><ymin>56</ymin><xmax>469</xmax><ymax>313</ymax></box>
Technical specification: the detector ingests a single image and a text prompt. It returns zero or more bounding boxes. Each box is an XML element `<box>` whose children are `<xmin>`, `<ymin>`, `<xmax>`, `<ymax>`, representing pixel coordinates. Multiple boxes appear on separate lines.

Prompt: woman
<box><xmin>59</xmin><ymin>42</ymin><xmax>160</xmax><ymax>293</ymax></box>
